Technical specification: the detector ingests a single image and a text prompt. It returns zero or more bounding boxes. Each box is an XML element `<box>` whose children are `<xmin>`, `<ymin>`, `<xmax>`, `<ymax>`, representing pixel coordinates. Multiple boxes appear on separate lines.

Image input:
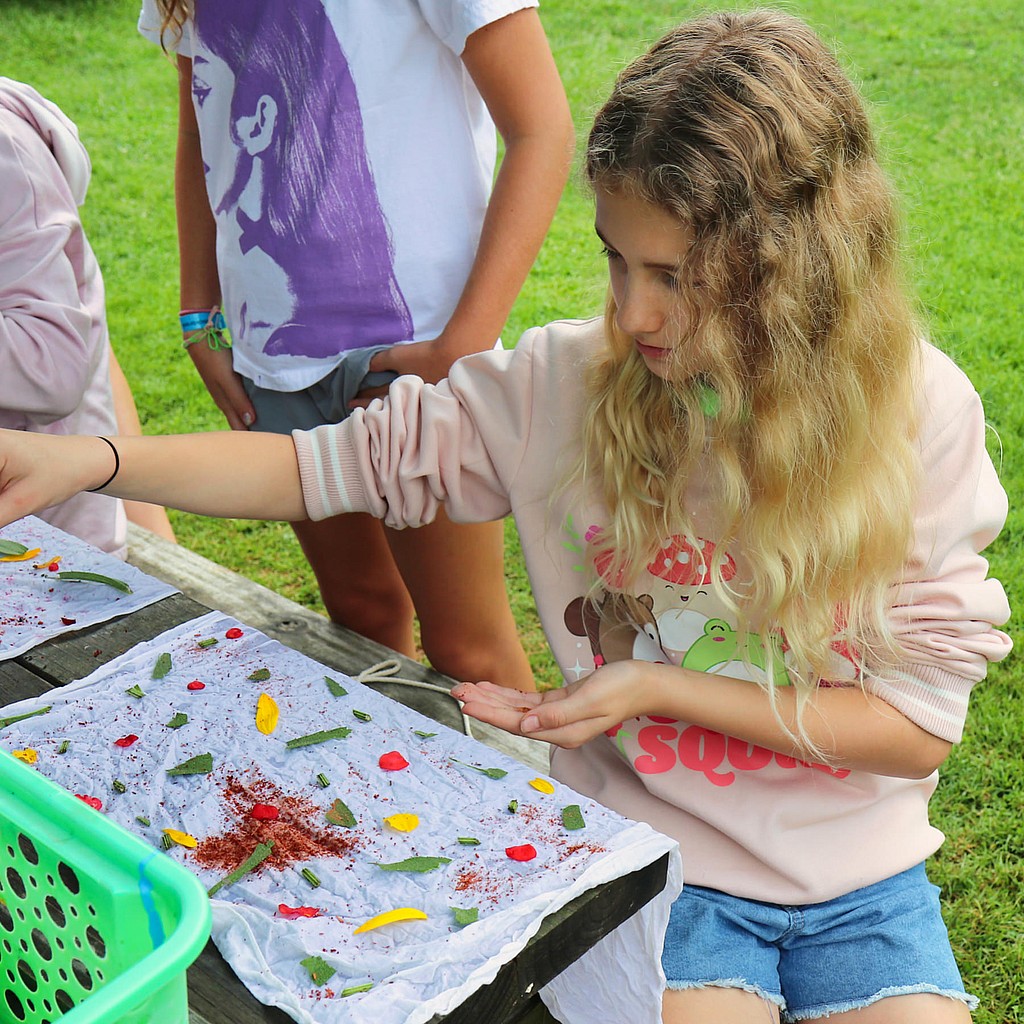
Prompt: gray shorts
<box><xmin>241</xmin><ymin>345</ymin><xmax>397</xmax><ymax>435</ymax></box>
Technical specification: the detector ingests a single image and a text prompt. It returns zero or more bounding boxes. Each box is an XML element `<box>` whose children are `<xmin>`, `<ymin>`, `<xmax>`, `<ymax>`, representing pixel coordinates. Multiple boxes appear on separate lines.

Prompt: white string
<box><xmin>355</xmin><ymin>659</ymin><xmax>472</xmax><ymax>734</ymax></box>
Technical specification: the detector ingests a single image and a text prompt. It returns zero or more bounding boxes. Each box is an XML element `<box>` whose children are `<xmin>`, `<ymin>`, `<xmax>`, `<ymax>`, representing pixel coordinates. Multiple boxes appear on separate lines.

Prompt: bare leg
<box><xmin>385</xmin><ymin>511</ymin><xmax>535</xmax><ymax>691</ymax></box>
<box><xmin>802</xmin><ymin>992</ymin><xmax>973</xmax><ymax>1024</ymax></box>
<box><xmin>663</xmin><ymin>986</ymin><xmax>781</xmax><ymax>1024</ymax></box>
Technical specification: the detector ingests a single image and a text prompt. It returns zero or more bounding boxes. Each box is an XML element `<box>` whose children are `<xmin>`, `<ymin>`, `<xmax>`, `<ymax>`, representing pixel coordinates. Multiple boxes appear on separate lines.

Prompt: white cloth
<box><xmin>0</xmin><ymin>609</ymin><xmax>681</xmax><ymax>1024</ymax></box>
<box><xmin>138</xmin><ymin>0</ymin><xmax>537</xmax><ymax>392</ymax></box>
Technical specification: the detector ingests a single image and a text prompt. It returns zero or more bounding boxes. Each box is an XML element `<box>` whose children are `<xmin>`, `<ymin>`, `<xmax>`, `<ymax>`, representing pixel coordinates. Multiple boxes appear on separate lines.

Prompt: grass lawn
<box><xmin>5</xmin><ymin>0</ymin><xmax>1021</xmax><ymax>1018</ymax></box>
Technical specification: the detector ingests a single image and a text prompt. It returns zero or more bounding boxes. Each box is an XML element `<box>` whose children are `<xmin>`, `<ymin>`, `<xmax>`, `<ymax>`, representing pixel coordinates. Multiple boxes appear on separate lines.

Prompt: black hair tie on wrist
<box><xmin>87</xmin><ymin>436</ymin><xmax>120</xmax><ymax>492</ymax></box>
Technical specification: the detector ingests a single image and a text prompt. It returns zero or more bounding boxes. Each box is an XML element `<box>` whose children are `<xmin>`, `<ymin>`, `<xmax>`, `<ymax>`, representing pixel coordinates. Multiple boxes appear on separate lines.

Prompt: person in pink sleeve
<box><xmin>0</xmin><ymin>12</ymin><xmax>1011</xmax><ymax>1022</ymax></box>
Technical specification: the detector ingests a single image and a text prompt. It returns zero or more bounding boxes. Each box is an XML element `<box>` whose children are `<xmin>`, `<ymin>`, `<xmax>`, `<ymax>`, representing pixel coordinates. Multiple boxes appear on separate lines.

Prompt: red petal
<box><xmin>60</xmin><ymin>616</ymin><xmax>77</xmax><ymax>626</ymax></box>
<box><xmin>225</xmin><ymin>627</ymin><xmax>244</xmax><ymax>639</ymax></box>
<box><xmin>47</xmin><ymin>562</ymin><xmax>60</xmax><ymax>572</ymax></box>
<box><xmin>251</xmin><ymin>803</ymin><xmax>279</xmax><ymax>820</ymax></box>
<box><xmin>505</xmin><ymin>844</ymin><xmax>537</xmax><ymax>862</ymax></box>
<box><xmin>379</xmin><ymin>751</ymin><xmax>409</xmax><ymax>771</ymax></box>
<box><xmin>76</xmin><ymin>795</ymin><xmax>103</xmax><ymax>811</ymax></box>
<box><xmin>114</xmin><ymin>734</ymin><xmax>139</xmax><ymax>748</ymax></box>
<box><xmin>278</xmin><ymin>904</ymin><xmax>321</xmax><ymax>919</ymax></box>
<box><xmin>187</xmin><ymin>680</ymin><xmax>206</xmax><ymax>691</ymax></box>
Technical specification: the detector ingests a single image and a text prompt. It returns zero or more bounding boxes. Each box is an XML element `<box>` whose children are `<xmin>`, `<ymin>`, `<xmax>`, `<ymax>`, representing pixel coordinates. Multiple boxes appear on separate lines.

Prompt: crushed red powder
<box><xmin>193</xmin><ymin>770</ymin><xmax>361</xmax><ymax>875</ymax></box>
<box><xmin>454</xmin><ymin>869</ymin><xmax>481</xmax><ymax>892</ymax></box>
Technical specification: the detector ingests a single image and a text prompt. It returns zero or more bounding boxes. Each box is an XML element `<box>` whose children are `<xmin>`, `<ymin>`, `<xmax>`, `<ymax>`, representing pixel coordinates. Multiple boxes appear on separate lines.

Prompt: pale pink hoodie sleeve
<box><xmin>293</xmin><ymin>333</ymin><xmax>541</xmax><ymax>527</ymax></box>
<box><xmin>866</xmin><ymin>345</ymin><xmax>1012</xmax><ymax>742</ymax></box>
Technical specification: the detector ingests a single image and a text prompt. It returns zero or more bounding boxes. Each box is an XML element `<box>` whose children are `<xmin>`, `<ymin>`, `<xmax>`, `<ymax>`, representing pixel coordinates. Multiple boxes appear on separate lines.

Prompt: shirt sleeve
<box><xmin>415</xmin><ymin>0</ymin><xmax>539</xmax><ymax>55</ymax></box>
<box><xmin>137</xmin><ymin>0</ymin><xmax>193</xmax><ymax>56</ymax></box>
<box><xmin>0</xmin><ymin>128</ymin><xmax>94</xmax><ymax>426</ymax></box>
<box><xmin>866</xmin><ymin>354</ymin><xmax>1012</xmax><ymax>742</ymax></box>
<box><xmin>292</xmin><ymin>332</ymin><xmax>542</xmax><ymax>527</ymax></box>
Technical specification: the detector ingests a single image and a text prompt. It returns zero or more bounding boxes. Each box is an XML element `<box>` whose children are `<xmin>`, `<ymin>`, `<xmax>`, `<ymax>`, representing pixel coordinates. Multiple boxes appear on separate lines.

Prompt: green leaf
<box><xmin>166</xmin><ymin>712</ymin><xmax>188</xmax><ymax>729</ymax></box>
<box><xmin>325</xmin><ymin>798</ymin><xmax>356</xmax><ymax>828</ymax></box>
<box><xmin>507</xmin><ymin>799</ymin><xmax>519</xmax><ymax>814</ymax></box>
<box><xmin>207</xmin><ymin>842</ymin><xmax>274</xmax><ymax>898</ymax></box>
<box><xmin>324</xmin><ymin>676</ymin><xmax>348</xmax><ymax>697</ymax></box>
<box><xmin>125</xmin><ymin>684</ymin><xmax>145</xmax><ymax>699</ymax></box>
<box><xmin>375</xmin><ymin>856</ymin><xmax>451</xmax><ymax>873</ymax></box>
<box><xmin>352</xmin><ymin>709</ymin><xmax>372</xmax><ymax>722</ymax></box>
<box><xmin>451</xmin><ymin>906</ymin><xmax>479</xmax><ymax>927</ymax></box>
<box><xmin>0</xmin><ymin>540</ymin><xmax>29</xmax><ymax>556</ymax></box>
<box><xmin>561</xmin><ymin>804</ymin><xmax>586</xmax><ymax>831</ymax></box>
<box><xmin>413</xmin><ymin>730</ymin><xmax>437</xmax><ymax>739</ymax></box>
<box><xmin>450</xmin><ymin>758</ymin><xmax>508</xmax><ymax>780</ymax></box>
<box><xmin>301</xmin><ymin>956</ymin><xmax>336</xmax><ymax>987</ymax></box>
<box><xmin>0</xmin><ymin>706</ymin><xmax>51</xmax><ymax>730</ymax></box>
<box><xmin>247</xmin><ymin>667</ymin><xmax>271</xmax><ymax>682</ymax></box>
<box><xmin>167</xmin><ymin>752</ymin><xmax>214</xmax><ymax>776</ymax></box>
<box><xmin>457</xmin><ymin>837</ymin><xmax>480</xmax><ymax>846</ymax></box>
<box><xmin>340</xmin><ymin>982</ymin><xmax>374</xmax><ymax>997</ymax></box>
<box><xmin>55</xmin><ymin>570</ymin><xmax>133</xmax><ymax>593</ymax></box>
<box><xmin>152</xmin><ymin>652</ymin><xmax>172</xmax><ymax>679</ymax></box>
<box><xmin>286</xmin><ymin>726</ymin><xmax>352</xmax><ymax>749</ymax></box>
<box><xmin>197</xmin><ymin>637</ymin><xmax>218</xmax><ymax>648</ymax></box>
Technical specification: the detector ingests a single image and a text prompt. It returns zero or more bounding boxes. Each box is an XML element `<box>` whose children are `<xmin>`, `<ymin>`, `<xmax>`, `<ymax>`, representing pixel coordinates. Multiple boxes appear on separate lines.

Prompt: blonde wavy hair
<box><xmin>580</xmin><ymin>10</ymin><xmax>922</xmax><ymax>726</ymax></box>
<box><xmin>153</xmin><ymin>0</ymin><xmax>190</xmax><ymax>47</ymax></box>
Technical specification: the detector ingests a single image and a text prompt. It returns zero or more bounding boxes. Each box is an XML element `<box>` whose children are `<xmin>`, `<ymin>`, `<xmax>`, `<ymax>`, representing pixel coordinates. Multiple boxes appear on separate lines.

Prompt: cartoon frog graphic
<box><xmin>681</xmin><ymin>618</ymin><xmax>790</xmax><ymax>685</ymax></box>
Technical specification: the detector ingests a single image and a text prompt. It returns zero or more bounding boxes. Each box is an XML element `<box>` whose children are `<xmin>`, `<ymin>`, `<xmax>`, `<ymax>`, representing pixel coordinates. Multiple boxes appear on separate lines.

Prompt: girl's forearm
<box><xmin>642</xmin><ymin>663</ymin><xmax>952</xmax><ymax>780</ymax></box>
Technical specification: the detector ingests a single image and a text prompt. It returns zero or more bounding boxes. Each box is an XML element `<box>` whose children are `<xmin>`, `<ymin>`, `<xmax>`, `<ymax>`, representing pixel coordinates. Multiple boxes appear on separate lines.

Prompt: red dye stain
<box><xmin>454</xmin><ymin>869</ymin><xmax>481</xmax><ymax>892</ymax></box>
<box><xmin>378</xmin><ymin>751</ymin><xmax>409</xmax><ymax>771</ymax></box>
<box><xmin>251</xmin><ymin>803</ymin><xmax>279</xmax><ymax>821</ymax></box>
<box><xmin>114</xmin><ymin>735</ymin><xmax>139</xmax><ymax>748</ymax></box>
<box><xmin>76</xmin><ymin>795</ymin><xmax>102</xmax><ymax>811</ymax></box>
<box><xmin>187</xmin><ymin>680</ymin><xmax>206</xmax><ymax>691</ymax></box>
<box><xmin>192</xmin><ymin>770</ymin><xmax>361</xmax><ymax>875</ymax></box>
<box><xmin>278</xmin><ymin>904</ymin><xmax>321</xmax><ymax>919</ymax></box>
<box><xmin>225</xmin><ymin>628</ymin><xmax>244</xmax><ymax>639</ymax></box>
<box><xmin>505</xmin><ymin>844</ymin><xmax>537</xmax><ymax>862</ymax></box>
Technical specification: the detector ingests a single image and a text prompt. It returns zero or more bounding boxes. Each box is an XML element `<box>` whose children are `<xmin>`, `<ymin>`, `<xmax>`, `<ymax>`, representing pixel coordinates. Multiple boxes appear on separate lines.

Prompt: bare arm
<box><xmin>174</xmin><ymin>56</ymin><xmax>256</xmax><ymax>430</ymax></box>
<box><xmin>363</xmin><ymin>8</ymin><xmax>574</xmax><ymax>389</ymax></box>
<box><xmin>453</xmin><ymin>660</ymin><xmax>954</xmax><ymax>780</ymax></box>
<box><xmin>0</xmin><ymin>428</ymin><xmax>305</xmax><ymax>527</ymax></box>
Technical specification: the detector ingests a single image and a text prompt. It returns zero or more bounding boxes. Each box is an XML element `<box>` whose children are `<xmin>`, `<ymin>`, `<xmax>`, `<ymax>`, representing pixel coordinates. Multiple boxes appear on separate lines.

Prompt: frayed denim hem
<box><xmin>665</xmin><ymin>977</ymin><xmax>787</xmax><ymax>1011</ymax></box>
<box><xmin>785</xmin><ymin>984</ymin><xmax>980</xmax><ymax>1021</ymax></box>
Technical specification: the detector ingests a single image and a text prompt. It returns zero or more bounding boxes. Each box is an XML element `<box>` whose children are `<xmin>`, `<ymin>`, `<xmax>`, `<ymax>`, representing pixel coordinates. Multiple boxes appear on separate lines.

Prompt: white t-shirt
<box><xmin>139</xmin><ymin>0</ymin><xmax>536</xmax><ymax>391</ymax></box>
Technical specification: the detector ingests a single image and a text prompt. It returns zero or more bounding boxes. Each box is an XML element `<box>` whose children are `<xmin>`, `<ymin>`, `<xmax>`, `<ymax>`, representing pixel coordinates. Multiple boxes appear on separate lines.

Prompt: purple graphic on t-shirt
<box><xmin>192</xmin><ymin>0</ymin><xmax>413</xmax><ymax>358</ymax></box>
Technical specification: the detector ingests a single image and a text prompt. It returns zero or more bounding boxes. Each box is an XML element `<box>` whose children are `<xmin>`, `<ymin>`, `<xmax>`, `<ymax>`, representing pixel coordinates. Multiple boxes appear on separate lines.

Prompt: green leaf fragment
<box><xmin>457</xmin><ymin>837</ymin><xmax>480</xmax><ymax>846</ymax></box>
<box><xmin>561</xmin><ymin>804</ymin><xmax>586</xmax><ymax>831</ymax></box>
<box><xmin>452</xmin><ymin>906</ymin><xmax>479</xmax><ymax>927</ymax></box>
<box><xmin>413</xmin><ymin>730</ymin><xmax>437</xmax><ymax>739</ymax></box>
<box><xmin>352</xmin><ymin>709</ymin><xmax>372</xmax><ymax>722</ymax></box>
<box><xmin>325</xmin><ymin>798</ymin><xmax>356</xmax><ymax>828</ymax></box>
<box><xmin>449</xmin><ymin>758</ymin><xmax>508</xmax><ymax>780</ymax></box>
<box><xmin>375</xmin><ymin>856</ymin><xmax>451</xmax><ymax>873</ymax></box>
<box><xmin>301</xmin><ymin>955</ymin><xmax>336</xmax><ymax>987</ymax></box>
<box><xmin>301</xmin><ymin>868</ymin><xmax>321</xmax><ymax>888</ymax></box>
<box><xmin>197</xmin><ymin>637</ymin><xmax>218</xmax><ymax>649</ymax></box>
<box><xmin>152</xmin><ymin>652</ymin><xmax>172</xmax><ymax>679</ymax></box>
<box><xmin>125</xmin><ymin>684</ymin><xmax>145</xmax><ymax>699</ymax></box>
<box><xmin>324</xmin><ymin>676</ymin><xmax>348</xmax><ymax>697</ymax></box>
<box><xmin>286</xmin><ymin>726</ymin><xmax>352</xmax><ymax>749</ymax></box>
<box><xmin>207</xmin><ymin>841</ymin><xmax>274</xmax><ymax>898</ymax></box>
<box><xmin>247</xmin><ymin>667</ymin><xmax>271</xmax><ymax>682</ymax></box>
<box><xmin>340</xmin><ymin>982</ymin><xmax>374</xmax><ymax>997</ymax></box>
<box><xmin>507</xmin><ymin>800</ymin><xmax>518</xmax><ymax>814</ymax></box>
<box><xmin>112</xmin><ymin>780</ymin><xmax>126</xmax><ymax>794</ymax></box>
<box><xmin>167</xmin><ymin>752</ymin><xmax>214</xmax><ymax>776</ymax></box>
<box><xmin>0</xmin><ymin>540</ymin><xmax>29</xmax><ymax>556</ymax></box>
<box><xmin>0</xmin><ymin>706</ymin><xmax>51</xmax><ymax>729</ymax></box>
<box><xmin>57</xmin><ymin>740</ymin><xmax>69</xmax><ymax>754</ymax></box>
<box><xmin>136</xmin><ymin>816</ymin><xmax>151</xmax><ymax>827</ymax></box>
<box><xmin>56</xmin><ymin>570</ymin><xmax>133</xmax><ymax>593</ymax></box>
<box><xmin>315</xmin><ymin>772</ymin><xmax>330</xmax><ymax>788</ymax></box>
<box><xmin>166</xmin><ymin>712</ymin><xmax>188</xmax><ymax>729</ymax></box>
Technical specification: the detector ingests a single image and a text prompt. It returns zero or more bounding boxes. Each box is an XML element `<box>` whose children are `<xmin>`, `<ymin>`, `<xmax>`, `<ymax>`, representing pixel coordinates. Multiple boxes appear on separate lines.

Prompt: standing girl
<box><xmin>138</xmin><ymin>0</ymin><xmax>574</xmax><ymax>689</ymax></box>
<box><xmin>0</xmin><ymin>10</ymin><xmax>1010</xmax><ymax>1021</ymax></box>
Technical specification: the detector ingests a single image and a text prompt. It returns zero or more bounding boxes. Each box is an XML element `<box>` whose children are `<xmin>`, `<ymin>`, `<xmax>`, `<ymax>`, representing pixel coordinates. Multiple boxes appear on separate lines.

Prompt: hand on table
<box><xmin>452</xmin><ymin>661</ymin><xmax>658</xmax><ymax>749</ymax></box>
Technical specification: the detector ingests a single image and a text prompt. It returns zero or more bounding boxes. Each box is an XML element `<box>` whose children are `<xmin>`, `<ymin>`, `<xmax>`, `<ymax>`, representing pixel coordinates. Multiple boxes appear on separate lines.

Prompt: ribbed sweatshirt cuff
<box><xmin>291</xmin><ymin>425</ymin><xmax>373</xmax><ymax>522</ymax></box>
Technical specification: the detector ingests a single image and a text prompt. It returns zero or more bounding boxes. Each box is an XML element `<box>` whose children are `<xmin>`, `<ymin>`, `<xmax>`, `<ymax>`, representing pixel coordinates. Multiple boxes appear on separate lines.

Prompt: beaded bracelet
<box><xmin>180</xmin><ymin>306</ymin><xmax>231</xmax><ymax>350</ymax></box>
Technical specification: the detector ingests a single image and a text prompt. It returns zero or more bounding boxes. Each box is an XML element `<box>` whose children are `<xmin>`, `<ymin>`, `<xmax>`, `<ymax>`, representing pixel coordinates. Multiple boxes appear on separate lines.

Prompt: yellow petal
<box><xmin>0</xmin><ymin>547</ymin><xmax>42</xmax><ymax>563</ymax></box>
<box><xmin>353</xmin><ymin>907</ymin><xmax>427</xmax><ymax>934</ymax></box>
<box><xmin>383</xmin><ymin>813</ymin><xmax>419</xmax><ymax>833</ymax></box>
<box><xmin>528</xmin><ymin>777</ymin><xmax>555</xmax><ymax>794</ymax></box>
<box><xmin>162</xmin><ymin>829</ymin><xmax>198</xmax><ymax>849</ymax></box>
<box><xmin>255</xmin><ymin>692</ymin><xmax>279</xmax><ymax>735</ymax></box>
<box><xmin>12</xmin><ymin>749</ymin><xmax>38</xmax><ymax>765</ymax></box>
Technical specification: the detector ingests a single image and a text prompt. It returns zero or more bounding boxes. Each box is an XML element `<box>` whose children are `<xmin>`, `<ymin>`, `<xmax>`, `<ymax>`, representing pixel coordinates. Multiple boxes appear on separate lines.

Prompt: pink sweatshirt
<box><xmin>0</xmin><ymin>79</ymin><xmax>125</xmax><ymax>556</ymax></box>
<box><xmin>293</xmin><ymin>316</ymin><xmax>1012</xmax><ymax>904</ymax></box>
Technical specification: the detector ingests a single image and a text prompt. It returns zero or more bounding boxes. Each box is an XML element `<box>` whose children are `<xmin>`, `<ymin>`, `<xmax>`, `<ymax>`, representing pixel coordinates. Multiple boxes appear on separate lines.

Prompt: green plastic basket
<box><xmin>0</xmin><ymin>750</ymin><xmax>211</xmax><ymax>1024</ymax></box>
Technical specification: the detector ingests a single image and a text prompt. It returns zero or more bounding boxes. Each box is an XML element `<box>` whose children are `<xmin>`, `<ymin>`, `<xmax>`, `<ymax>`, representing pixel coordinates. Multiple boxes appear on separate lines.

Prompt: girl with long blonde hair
<box><xmin>0</xmin><ymin>9</ymin><xmax>1010</xmax><ymax>1023</ymax></box>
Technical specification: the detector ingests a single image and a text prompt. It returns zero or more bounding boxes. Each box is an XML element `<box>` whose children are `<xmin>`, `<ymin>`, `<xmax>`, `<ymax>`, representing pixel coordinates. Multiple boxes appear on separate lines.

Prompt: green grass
<box><xmin>5</xmin><ymin>1</ymin><xmax>1021</xmax><ymax>1018</ymax></box>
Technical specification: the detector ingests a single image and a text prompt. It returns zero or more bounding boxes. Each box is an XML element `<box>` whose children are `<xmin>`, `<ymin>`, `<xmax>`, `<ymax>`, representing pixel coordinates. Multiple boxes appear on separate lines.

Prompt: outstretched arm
<box><xmin>0</xmin><ymin>428</ymin><xmax>305</xmax><ymax>527</ymax></box>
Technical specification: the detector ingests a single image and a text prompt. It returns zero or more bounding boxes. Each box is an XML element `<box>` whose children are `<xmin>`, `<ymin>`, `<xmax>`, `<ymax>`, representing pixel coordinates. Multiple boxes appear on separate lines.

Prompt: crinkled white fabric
<box><xmin>0</xmin><ymin>610</ymin><xmax>680</xmax><ymax>1024</ymax></box>
<box><xmin>0</xmin><ymin>517</ymin><xmax>176</xmax><ymax>660</ymax></box>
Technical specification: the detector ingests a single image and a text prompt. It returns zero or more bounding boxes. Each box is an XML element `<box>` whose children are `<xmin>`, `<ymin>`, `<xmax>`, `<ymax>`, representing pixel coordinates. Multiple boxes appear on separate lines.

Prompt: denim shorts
<box><xmin>241</xmin><ymin>344</ymin><xmax>397</xmax><ymax>435</ymax></box>
<box><xmin>662</xmin><ymin>863</ymin><xmax>977</xmax><ymax>1021</ymax></box>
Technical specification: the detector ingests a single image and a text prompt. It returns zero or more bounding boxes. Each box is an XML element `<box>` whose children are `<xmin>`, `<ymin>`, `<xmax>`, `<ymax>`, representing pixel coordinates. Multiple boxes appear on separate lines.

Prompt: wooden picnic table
<box><xmin>0</xmin><ymin>525</ymin><xmax>671</xmax><ymax>1024</ymax></box>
